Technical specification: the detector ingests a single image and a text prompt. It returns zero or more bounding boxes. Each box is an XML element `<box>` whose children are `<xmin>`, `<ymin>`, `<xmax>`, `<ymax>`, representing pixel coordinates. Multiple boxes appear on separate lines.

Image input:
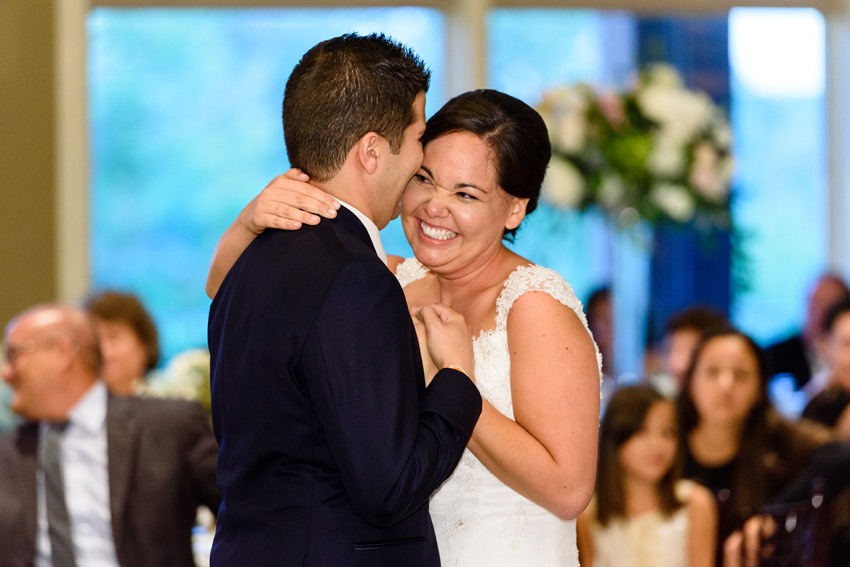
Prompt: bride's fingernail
<box><xmin>332</xmin><ymin>201</ymin><xmax>341</xmax><ymax>209</ymax></box>
<box><xmin>311</xmin><ymin>216</ymin><xmax>320</xmax><ymax>223</ymax></box>
<box><xmin>328</xmin><ymin>209</ymin><xmax>337</xmax><ymax>217</ymax></box>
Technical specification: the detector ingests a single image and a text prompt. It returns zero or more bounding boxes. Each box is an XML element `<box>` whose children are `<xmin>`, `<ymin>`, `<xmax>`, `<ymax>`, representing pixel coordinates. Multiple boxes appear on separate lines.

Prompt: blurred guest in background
<box><xmin>85</xmin><ymin>291</ymin><xmax>160</xmax><ymax>396</ymax></box>
<box><xmin>577</xmin><ymin>385</ymin><xmax>716</xmax><ymax>567</ymax></box>
<box><xmin>802</xmin><ymin>298</ymin><xmax>850</xmax><ymax>437</ymax></box>
<box><xmin>587</xmin><ymin>287</ymin><xmax>613</xmax><ymax>379</ymax></box>
<box><xmin>648</xmin><ymin>306</ymin><xmax>728</xmax><ymax>397</ymax></box>
<box><xmin>0</xmin><ymin>380</ymin><xmax>19</xmax><ymax>434</ymax></box>
<box><xmin>678</xmin><ymin>328</ymin><xmax>829</xmax><ymax>565</ymax></box>
<box><xmin>766</xmin><ymin>274</ymin><xmax>850</xmax><ymax>392</ymax></box>
<box><xmin>0</xmin><ymin>305</ymin><xmax>219</xmax><ymax>567</ymax></box>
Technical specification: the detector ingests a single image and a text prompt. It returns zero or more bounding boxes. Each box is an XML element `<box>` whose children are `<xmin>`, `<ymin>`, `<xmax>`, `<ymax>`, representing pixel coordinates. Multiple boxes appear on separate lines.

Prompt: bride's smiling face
<box><xmin>400</xmin><ymin>131</ymin><xmax>527</xmax><ymax>274</ymax></box>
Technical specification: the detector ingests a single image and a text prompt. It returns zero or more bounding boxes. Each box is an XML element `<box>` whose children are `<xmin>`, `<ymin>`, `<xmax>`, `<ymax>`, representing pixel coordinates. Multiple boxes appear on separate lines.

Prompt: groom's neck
<box><xmin>312</xmin><ymin>172</ymin><xmax>377</xmax><ymax>226</ymax></box>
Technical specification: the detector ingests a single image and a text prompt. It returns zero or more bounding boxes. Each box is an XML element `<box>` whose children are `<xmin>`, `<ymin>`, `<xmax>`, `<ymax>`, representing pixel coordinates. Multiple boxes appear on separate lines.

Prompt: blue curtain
<box><xmin>638</xmin><ymin>17</ymin><xmax>733</xmax><ymax>345</ymax></box>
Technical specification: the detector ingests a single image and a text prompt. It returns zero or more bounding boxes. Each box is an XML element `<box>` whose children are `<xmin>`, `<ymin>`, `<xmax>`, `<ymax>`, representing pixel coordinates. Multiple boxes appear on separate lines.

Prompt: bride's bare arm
<box><xmin>466</xmin><ymin>293</ymin><xmax>600</xmax><ymax>520</ymax></box>
<box><xmin>205</xmin><ymin>171</ymin><xmax>340</xmax><ymax>299</ymax></box>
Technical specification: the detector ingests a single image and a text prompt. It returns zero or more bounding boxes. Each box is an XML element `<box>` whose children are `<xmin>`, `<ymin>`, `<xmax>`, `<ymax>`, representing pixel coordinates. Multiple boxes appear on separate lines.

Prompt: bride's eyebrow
<box><xmin>457</xmin><ymin>182</ymin><xmax>486</xmax><ymax>193</ymax></box>
<box><xmin>420</xmin><ymin>166</ymin><xmax>486</xmax><ymax>193</ymax></box>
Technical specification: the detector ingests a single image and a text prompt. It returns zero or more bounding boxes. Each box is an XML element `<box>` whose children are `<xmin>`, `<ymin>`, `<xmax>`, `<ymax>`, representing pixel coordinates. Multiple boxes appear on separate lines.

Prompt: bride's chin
<box><xmin>413</xmin><ymin>247</ymin><xmax>457</xmax><ymax>271</ymax></box>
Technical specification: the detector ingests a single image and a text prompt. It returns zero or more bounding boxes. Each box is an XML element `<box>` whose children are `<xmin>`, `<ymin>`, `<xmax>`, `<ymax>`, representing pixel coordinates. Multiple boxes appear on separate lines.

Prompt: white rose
<box><xmin>637</xmin><ymin>85</ymin><xmax>677</xmax><ymax>125</ymax></box>
<box><xmin>543</xmin><ymin>158</ymin><xmax>585</xmax><ymax>208</ymax></box>
<box><xmin>651</xmin><ymin>184</ymin><xmax>695</xmax><ymax>222</ymax></box>
<box><xmin>557</xmin><ymin>108</ymin><xmax>587</xmax><ymax>154</ymax></box>
<box><xmin>712</xmin><ymin>119</ymin><xmax>733</xmax><ymax>149</ymax></box>
<box><xmin>690</xmin><ymin>143</ymin><xmax>733</xmax><ymax>202</ymax></box>
<box><xmin>599</xmin><ymin>174</ymin><xmax>626</xmax><ymax>208</ymax></box>
<box><xmin>673</xmin><ymin>91</ymin><xmax>713</xmax><ymax>140</ymax></box>
<box><xmin>648</xmin><ymin>133</ymin><xmax>686</xmax><ymax>177</ymax></box>
<box><xmin>639</xmin><ymin>86</ymin><xmax>712</xmax><ymax>142</ymax></box>
<box><xmin>539</xmin><ymin>88</ymin><xmax>589</xmax><ymax>154</ymax></box>
<box><xmin>644</xmin><ymin>64</ymin><xmax>684</xmax><ymax>88</ymax></box>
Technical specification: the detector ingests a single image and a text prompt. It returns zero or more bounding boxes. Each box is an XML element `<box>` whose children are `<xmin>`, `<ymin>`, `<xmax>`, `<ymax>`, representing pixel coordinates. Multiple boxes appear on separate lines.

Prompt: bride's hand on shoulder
<box><xmin>413</xmin><ymin>303</ymin><xmax>475</xmax><ymax>385</ymax></box>
<box><xmin>245</xmin><ymin>169</ymin><xmax>340</xmax><ymax>234</ymax></box>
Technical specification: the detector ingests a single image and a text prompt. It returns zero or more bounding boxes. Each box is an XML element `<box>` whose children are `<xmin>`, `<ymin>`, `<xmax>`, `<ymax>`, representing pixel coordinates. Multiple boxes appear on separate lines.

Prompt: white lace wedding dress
<box><xmin>396</xmin><ymin>258</ymin><xmax>602</xmax><ymax>567</ymax></box>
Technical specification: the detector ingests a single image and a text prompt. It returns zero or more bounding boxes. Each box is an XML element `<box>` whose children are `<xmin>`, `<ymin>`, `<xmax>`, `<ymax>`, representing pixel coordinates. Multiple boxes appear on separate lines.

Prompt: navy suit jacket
<box><xmin>208</xmin><ymin>206</ymin><xmax>482</xmax><ymax>567</ymax></box>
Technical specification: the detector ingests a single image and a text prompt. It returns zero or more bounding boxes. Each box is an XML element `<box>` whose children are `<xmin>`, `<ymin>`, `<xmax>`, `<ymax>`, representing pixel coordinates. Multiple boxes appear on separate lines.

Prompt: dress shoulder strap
<box><xmin>495</xmin><ymin>265</ymin><xmax>588</xmax><ymax>331</ymax></box>
<box><xmin>395</xmin><ymin>257</ymin><xmax>429</xmax><ymax>288</ymax></box>
<box><xmin>495</xmin><ymin>265</ymin><xmax>603</xmax><ymax>380</ymax></box>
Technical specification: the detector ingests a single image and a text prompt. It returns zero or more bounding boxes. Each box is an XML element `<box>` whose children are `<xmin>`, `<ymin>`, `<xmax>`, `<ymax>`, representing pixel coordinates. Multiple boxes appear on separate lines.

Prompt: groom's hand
<box><xmin>414</xmin><ymin>303</ymin><xmax>475</xmax><ymax>384</ymax></box>
<box><xmin>244</xmin><ymin>169</ymin><xmax>341</xmax><ymax>234</ymax></box>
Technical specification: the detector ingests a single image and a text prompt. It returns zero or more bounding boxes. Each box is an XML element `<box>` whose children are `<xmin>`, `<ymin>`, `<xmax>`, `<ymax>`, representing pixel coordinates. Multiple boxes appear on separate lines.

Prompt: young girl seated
<box><xmin>577</xmin><ymin>385</ymin><xmax>716</xmax><ymax>567</ymax></box>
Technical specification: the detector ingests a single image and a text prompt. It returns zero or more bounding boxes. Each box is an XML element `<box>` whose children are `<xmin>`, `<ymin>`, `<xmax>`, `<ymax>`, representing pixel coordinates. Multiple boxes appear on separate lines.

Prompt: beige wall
<box><xmin>0</xmin><ymin>1</ymin><xmax>56</xmax><ymax>328</ymax></box>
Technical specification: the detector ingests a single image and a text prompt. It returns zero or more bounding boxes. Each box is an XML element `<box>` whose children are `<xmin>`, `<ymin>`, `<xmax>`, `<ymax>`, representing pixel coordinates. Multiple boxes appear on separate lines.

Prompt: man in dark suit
<box><xmin>0</xmin><ymin>305</ymin><xmax>220</xmax><ymax>567</ymax></box>
<box><xmin>208</xmin><ymin>34</ymin><xmax>482</xmax><ymax>567</ymax></box>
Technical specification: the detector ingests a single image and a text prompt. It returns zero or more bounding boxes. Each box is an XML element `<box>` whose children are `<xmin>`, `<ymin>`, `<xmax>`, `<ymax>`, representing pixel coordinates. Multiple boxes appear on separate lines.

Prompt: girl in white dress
<box><xmin>206</xmin><ymin>89</ymin><xmax>601</xmax><ymax>566</ymax></box>
<box><xmin>576</xmin><ymin>385</ymin><xmax>716</xmax><ymax>567</ymax></box>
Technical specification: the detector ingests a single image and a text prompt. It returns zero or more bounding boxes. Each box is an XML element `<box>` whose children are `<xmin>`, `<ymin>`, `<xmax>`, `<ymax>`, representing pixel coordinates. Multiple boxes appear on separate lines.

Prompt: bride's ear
<box><xmin>505</xmin><ymin>198</ymin><xmax>529</xmax><ymax>231</ymax></box>
<box><xmin>355</xmin><ymin>132</ymin><xmax>383</xmax><ymax>175</ymax></box>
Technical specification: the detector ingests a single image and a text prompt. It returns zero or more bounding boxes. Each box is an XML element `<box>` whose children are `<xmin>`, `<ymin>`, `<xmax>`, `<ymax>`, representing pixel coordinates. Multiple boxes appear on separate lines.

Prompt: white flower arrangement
<box><xmin>139</xmin><ymin>348</ymin><xmax>211</xmax><ymax>413</ymax></box>
<box><xmin>536</xmin><ymin>64</ymin><xmax>733</xmax><ymax>227</ymax></box>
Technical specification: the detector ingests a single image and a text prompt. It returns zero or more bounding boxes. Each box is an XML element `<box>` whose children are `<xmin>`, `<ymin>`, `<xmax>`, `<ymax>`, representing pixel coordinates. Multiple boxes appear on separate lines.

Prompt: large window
<box><xmin>87</xmin><ymin>6</ymin><xmax>829</xmax><ymax>365</ymax></box>
<box><xmin>728</xmin><ymin>8</ymin><xmax>827</xmax><ymax>344</ymax></box>
<box><xmin>88</xmin><ymin>8</ymin><xmax>444</xmax><ymax>360</ymax></box>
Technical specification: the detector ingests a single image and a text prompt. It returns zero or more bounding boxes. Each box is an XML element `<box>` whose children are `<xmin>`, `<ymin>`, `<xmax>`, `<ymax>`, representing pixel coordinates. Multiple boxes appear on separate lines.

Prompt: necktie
<box><xmin>41</xmin><ymin>421</ymin><xmax>77</xmax><ymax>567</ymax></box>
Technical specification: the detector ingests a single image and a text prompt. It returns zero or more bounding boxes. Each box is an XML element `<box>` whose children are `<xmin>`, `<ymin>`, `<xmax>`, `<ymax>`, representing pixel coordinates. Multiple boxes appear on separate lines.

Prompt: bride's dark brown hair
<box><xmin>421</xmin><ymin>89</ymin><xmax>551</xmax><ymax>241</ymax></box>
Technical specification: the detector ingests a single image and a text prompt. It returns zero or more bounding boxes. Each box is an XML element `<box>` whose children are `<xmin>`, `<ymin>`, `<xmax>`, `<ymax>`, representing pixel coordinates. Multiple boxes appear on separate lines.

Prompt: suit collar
<box><xmin>17</xmin><ymin>422</ymin><xmax>39</xmax><ymax>559</ymax></box>
<box><xmin>335</xmin><ymin>200</ymin><xmax>387</xmax><ymax>265</ymax></box>
<box><xmin>106</xmin><ymin>395</ymin><xmax>139</xmax><ymax>554</ymax></box>
<box><xmin>328</xmin><ymin>205</ymin><xmax>379</xmax><ymax>257</ymax></box>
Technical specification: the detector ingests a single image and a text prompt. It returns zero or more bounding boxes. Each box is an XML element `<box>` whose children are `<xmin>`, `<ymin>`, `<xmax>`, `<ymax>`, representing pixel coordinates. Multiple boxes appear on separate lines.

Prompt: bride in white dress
<box><xmin>207</xmin><ymin>89</ymin><xmax>601</xmax><ymax>566</ymax></box>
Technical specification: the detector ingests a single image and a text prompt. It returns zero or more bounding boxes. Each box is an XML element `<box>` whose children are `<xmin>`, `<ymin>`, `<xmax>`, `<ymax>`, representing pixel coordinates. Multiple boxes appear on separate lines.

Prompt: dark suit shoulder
<box><xmin>109</xmin><ymin>395</ymin><xmax>208</xmax><ymax>429</ymax></box>
<box><xmin>262</xmin><ymin>218</ymin><xmax>381</xmax><ymax>264</ymax></box>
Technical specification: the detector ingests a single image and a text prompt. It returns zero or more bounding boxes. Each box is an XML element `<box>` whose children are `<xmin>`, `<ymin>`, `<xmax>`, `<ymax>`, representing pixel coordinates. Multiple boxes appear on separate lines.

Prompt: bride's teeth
<box><xmin>421</xmin><ymin>222</ymin><xmax>457</xmax><ymax>241</ymax></box>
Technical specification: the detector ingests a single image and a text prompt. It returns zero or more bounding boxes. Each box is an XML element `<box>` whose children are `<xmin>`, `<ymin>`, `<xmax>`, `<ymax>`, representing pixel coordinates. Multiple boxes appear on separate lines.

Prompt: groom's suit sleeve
<box><xmin>300</xmin><ymin>259</ymin><xmax>482</xmax><ymax>528</ymax></box>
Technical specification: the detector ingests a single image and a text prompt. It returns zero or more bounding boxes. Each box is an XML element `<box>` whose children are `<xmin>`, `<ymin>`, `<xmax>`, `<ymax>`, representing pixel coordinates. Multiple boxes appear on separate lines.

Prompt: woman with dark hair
<box><xmin>678</xmin><ymin>328</ymin><xmax>828</xmax><ymax>564</ymax></box>
<box><xmin>577</xmin><ymin>385</ymin><xmax>716</xmax><ymax>567</ymax></box>
<box><xmin>206</xmin><ymin>89</ymin><xmax>601</xmax><ymax>566</ymax></box>
<box><xmin>85</xmin><ymin>290</ymin><xmax>160</xmax><ymax>395</ymax></box>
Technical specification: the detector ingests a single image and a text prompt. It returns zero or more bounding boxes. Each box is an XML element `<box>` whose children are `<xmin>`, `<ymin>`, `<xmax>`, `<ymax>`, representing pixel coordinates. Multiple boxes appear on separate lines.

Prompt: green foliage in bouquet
<box><xmin>537</xmin><ymin>64</ymin><xmax>733</xmax><ymax>228</ymax></box>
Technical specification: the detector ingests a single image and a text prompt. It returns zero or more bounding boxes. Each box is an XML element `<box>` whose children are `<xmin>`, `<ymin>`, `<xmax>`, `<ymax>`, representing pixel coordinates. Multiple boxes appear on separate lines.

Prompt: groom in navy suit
<box><xmin>208</xmin><ymin>33</ymin><xmax>482</xmax><ymax>566</ymax></box>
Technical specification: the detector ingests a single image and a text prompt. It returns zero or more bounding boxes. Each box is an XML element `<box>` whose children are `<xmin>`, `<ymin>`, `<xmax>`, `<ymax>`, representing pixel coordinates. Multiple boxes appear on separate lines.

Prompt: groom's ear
<box><xmin>356</xmin><ymin>132</ymin><xmax>383</xmax><ymax>175</ymax></box>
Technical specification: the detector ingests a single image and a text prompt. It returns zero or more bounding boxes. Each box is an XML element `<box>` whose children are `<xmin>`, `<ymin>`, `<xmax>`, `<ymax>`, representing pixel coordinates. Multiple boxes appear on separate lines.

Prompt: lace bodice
<box><xmin>396</xmin><ymin>258</ymin><xmax>601</xmax><ymax>567</ymax></box>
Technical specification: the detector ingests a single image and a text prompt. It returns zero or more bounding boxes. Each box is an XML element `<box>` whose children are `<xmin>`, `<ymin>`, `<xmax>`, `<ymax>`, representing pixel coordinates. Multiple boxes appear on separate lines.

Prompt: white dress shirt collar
<box><xmin>36</xmin><ymin>379</ymin><xmax>118</xmax><ymax>567</ymax></box>
<box><xmin>336</xmin><ymin>199</ymin><xmax>388</xmax><ymax>266</ymax></box>
<box><xmin>67</xmin><ymin>380</ymin><xmax>108</xmax><ymax>435</ymax></box>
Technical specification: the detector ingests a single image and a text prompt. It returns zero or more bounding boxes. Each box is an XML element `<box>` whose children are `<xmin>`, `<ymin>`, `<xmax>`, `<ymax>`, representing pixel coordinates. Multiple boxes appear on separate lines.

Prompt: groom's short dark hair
<box><xmin>282</xmin><ymin>33</ymin><xmax>430</xmax><ymax>182</ymax></box>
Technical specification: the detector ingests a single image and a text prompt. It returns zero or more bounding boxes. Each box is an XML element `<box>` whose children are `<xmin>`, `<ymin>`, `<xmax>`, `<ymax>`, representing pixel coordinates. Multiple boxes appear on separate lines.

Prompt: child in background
<box><xmin>577</xmin><ymin>386</ymin><xmax>716</xmax><ymax>567</ymax></box>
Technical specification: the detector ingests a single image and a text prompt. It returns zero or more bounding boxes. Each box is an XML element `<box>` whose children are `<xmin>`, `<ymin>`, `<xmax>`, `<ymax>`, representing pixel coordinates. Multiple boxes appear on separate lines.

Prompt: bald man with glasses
<box><xmin>0</xmin><ymin>305</ymin><xmax>220</xmax><ymax>567</ymax></box>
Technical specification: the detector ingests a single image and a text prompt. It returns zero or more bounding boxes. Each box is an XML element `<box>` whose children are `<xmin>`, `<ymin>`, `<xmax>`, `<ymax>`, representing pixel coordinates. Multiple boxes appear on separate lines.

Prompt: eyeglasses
<box><xmin>3</xmin><ymin>338</ymin><xmax>80</xmax><ymax>367</ymax></box>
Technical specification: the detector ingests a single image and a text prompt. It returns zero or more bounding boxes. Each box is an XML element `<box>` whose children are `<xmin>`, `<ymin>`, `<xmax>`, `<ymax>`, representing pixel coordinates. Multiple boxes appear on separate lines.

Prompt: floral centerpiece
<box><xmin>139</xmin><ymin>348</ymin><xmax>211</xmax><ymax>413</ymax></box>
<box><xmin>536</xmin><ymin>64</ymin><xmax>733</xmax><ymax>227</ymax></box>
